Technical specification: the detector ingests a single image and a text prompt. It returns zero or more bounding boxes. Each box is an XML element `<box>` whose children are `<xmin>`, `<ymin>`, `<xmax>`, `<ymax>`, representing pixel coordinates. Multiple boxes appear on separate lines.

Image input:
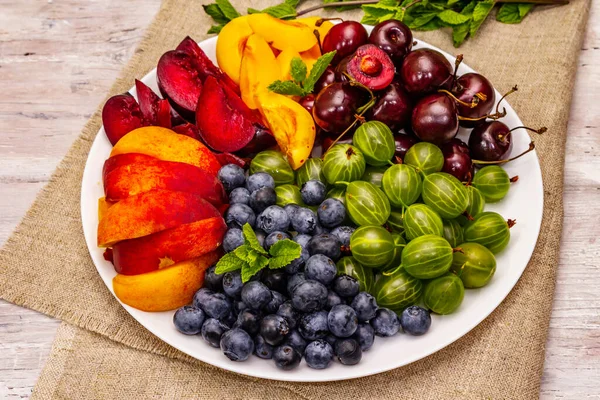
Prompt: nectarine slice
<box><xmin>157</xmin><ymin>50</ymin><xmax>203</xmax><ymax>120</ymax></box>
<box><xmin>97</xmin><ymin>189</ymin><xmax>220</xmax><ymax>247</ymax></box>
<box><xmin>216</xmin><ymin>16</ymin><xmax>254</xmax><ymax>86</ymax></box>
<box><xmin>102</xmin><ymin>94</ymin><xmax>145</xmax><ymax>146</ymax></box>
<box><xmin>276</xmin><ymin>48</ymin><xmax>302</xmax><ymax>81</ymax></box>
<box><xmin>102</xmin><ymin>153</ymin><xmax>158</xmax><ymax>183</ymax></box>
<box><xmin>295</xmin><ymin>17</ymin><xmax>334</xmax><ymax>44</ymax></box>
<box><xmin>98</xmin><ymin>197</ymin><xmax>115</xmax><ymax>222</ymax></box>
<box><xmin>247</xmin><ymin>14</ymin><xmax>318</xmax><ymax>53</ymax></box>
<box><xmin>300</xmin><ymin>44</ymin><xmax>322</xmax><ymax>74</ymax></box>
<box><xmin>110</xmin><ymin>126</ymin><xmax>221</xmax><ymax>176</ymax></box>
<box><xmin>240</xmin><ymin>34</ymin><xmax>281</xmax><ymax>109</ymax></box>
<box><xmin>112</xmin><ymin>251</ymin><xmax>220</xmax><ymax>312</ymax></box>
<box><xmin>112</xmin><ymin>216</ymin><xmax>226</xmax><ymax>275</ymax></box>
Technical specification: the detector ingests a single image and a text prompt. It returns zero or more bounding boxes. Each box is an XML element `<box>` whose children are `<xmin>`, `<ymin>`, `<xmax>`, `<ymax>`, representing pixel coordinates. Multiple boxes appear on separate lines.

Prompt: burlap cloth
<box><xmin>0</xmin><ymin>0</ymin><xmax>591</xmax><ymax>398</ymax></box>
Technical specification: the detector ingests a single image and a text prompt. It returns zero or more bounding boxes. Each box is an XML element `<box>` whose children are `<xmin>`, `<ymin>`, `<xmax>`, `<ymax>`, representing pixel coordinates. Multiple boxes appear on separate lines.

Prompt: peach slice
<box><xmin>247</xmin><ymin>14</ymin><xmax>318</xmax><ymax>53</ymax></box>
<box><xmin>98</xmin><ymin>197</ymin><xmax>115</xmax><ymax>222</ymax></box>
<box><xmin>102</xmin><ymin>153</ymin><xmax>158</xmax><ymax>183</ymax></box>
<box><xmin>256</xmin><ymin>91</ymin><xmax>316</xmax><ymax>169</ymax></box>
<box><xmin>97</xmin><ymin>189</ymin><xmax>220</xmax><ymax>247</ymax></box>
<box><xmin>112</xmin><ymin>216</ymin><xmax>226</xmax><ymax>275</ymax></box>
<box><xmin>110</xmin><ymin>126</ymin><xmax>221</xmax><ymax>176</ymax></box>
<box><xmin>112</xmin><ymin>251</ymin><xmax>220</xmax><ymax>312</ymax></box>
<box><xmin>240</xmin><ymin>34</ymin><xmax>281</xmax><ymax>109</ymax></box>
<box><xmin>103</xmin><ymin>157</ymin><xmax>227</xmax><ymax>206</ymax></box>
<box><xmin>276</xmin><ymin>48</ymin><xmax>302</xmax><ymax>81</ymax></box>
<box><xmin>295</xmin><ymin>17</ymin><xmax>334</xmax><ymax>44</ymax></box>
<box><xmin>300</xmin><ymin>44</ymin><xmax>322</xmax><ymax>75</ymax></box>
<box><xmin>216</xmin><ymin>16</ymin><xmax>254</xmax><ymax>86</ymax></box>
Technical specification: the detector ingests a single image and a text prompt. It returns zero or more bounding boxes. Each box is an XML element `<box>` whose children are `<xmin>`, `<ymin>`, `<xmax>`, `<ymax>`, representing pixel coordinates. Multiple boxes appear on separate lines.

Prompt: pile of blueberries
<box><xmin>172</xmin><ymin>164</ymin><xmax>431</xmax><ymax>370</ymax></box>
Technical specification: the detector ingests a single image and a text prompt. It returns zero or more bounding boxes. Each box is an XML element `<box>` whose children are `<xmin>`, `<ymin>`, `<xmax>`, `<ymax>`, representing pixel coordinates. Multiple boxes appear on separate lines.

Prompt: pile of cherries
<box><xmin>300</xmin><ymin>19</ymin><xmax>545</xmax><ymax>182</ymax></box>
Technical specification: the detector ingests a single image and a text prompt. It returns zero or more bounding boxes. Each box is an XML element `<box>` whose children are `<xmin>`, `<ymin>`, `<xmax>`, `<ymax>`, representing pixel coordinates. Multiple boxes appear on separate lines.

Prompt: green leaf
<box><xmin>215</xmin><ymin>252</ymin><xmax>246</xmax><ymax>274</ymax></box>
<box><xmin>414</xmin><ymin>18</ymin><xmax>444</xmax><ymax>31</ymax></box>
<box><xmin>452</xmin><ymin>21</ymin><xmax>471</xmax><ymax>47</ymax></box>
<box><xmin>242</xmin><ymin>223</ymin><xmax>268</xmax><ymax>255</ymax></box>
<box><xmin>437</xmin><ymin>9</ymin><xmax>470</xmax><ymax>25</ymax></box>
<box><xmin>447</xmin><ymin>0</ymin><xmax>461</xmax><ymax>5</ymax></box>
<box><xmin>290</xmin><ymin>57</ymin><xmax>308</xmax><ymax>83</ymax></box>
<box><xmin>285</xmin><ymin>0</ymin><xmax>300</xmax><ymax>7</ymax></box>
<box><xmin>470</xmin><ymin>0</ymin><xmax>494</xmax><ymax>35</ymax></box>
<box><xmin>241</xmin><ymin>255</ymin><xmax>270</xmax><ymax>282</ymax></box>
<box><xmin>247</xmin><ymin>7</ymin><xmax>261</xmax><ymax>13</ymax></box>
<box><xmin>380</xmin><ymin>0</ymin><xmax>400</xmax><ymax>6</ymax></box>
<box><xmin>215</xmin><ymin>0</ymin><xmax>241</xmax><ymax>20</ymax></box>
<box><xmin>361</xmin><ymin>4</ymin><xmax>398</xmax><ymax>25</ymax></box>
<box><xmin>203</xmin><ymin>4</ymin><xmax>229</xmax><ymax>25</ymax></box>
<box><xmin>268</xmin><ymin>80</ymin><xmax>308</xmax><ymax>96</ymax></box>
<box><xmin>257</xmin><ymin>3</ymin><xmax>297</xmax><ymax>19</ymax></box>
<box><xmin>496</xmin><ymin>3</ymin><xmax>532</xmax><ymax>24</ymax></box>
<box><xmin>518</xmin><ymin>3</ymin><xmax>534</xmax><ymax>18</ymax></box>
<box><xmin>303</xmin><ymin>51</ymin><xmax>337</xmax><ymax>93</ymax></box>
<box><xmin>207</xmin><ymin>25</ymin><xmax>224</xmax><ymax>34</ymax></box>
<box><xmin>407</xmin><ymin>12</ymin><xmax>438</xmax><ymax>29</ymax></box>
<box><xmin>268</xmin><ymin>239</ymin><xmax>302</xmax><ymax>270</ymax></box>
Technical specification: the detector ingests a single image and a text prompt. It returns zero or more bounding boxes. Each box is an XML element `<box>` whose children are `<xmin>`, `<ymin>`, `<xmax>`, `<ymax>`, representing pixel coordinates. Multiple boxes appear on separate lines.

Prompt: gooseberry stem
<box><xmin>510</xmin><ymin>176</ymin><xmax>519</xmax><ymax>183</ymax></box>
<box><xmin>507</xmin><ymin>219</ymin><xmax>517</xmax><ymax>228</ymax></box>
<box><xmin>472</xmin><ymin>141</ymin><xmax>536</xmax><ymax>165</ymax></box>
<box><xmin>453</xmin><ymin>248</ymin><xmax>464</xmax><ymax>254</ymax></box>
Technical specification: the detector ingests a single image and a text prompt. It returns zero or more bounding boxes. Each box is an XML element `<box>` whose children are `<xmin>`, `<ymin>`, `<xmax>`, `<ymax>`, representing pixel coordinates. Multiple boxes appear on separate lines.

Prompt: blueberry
<box><xmin>284</xmin><ymin>247</ymin><xmax>309</xmax><ymax>275</ymax></box>
<box><xmin>307</xmin><ymin>233</ymin><xmax>342</xmax><ymax>261</ymax></box>
<box><xmin>222</xmin><ymin>271</ymin><xmax>243</xmax><ymax>298</ymax></box>
<box><xmin>305</xmin><ymin>254</ymin><xmax>337</xmax><ymax>286</ymax></box>
<box><xmin>328</xmin><ymin>304</ymin><xmax>358</xmax><ymax>338</ymax></box>
<box><xmin>246</xmin><ymin>172</ymin><xmax>275</xmax><ymax>193</ymax></box>
<box><xmin>284</xmin><ymin>204</ymin><xmax>300</xmax><ymax>220</ymax></box>
<box><xmin>223</xmin><ymin>228</ymin><xmax>244</xmax><ymax>253</ymax></box>
<box><xmin>262</xmin><ymin>270</ymin><xmax>287</xmax><ymax>294</ymax></box>
<box><xmin>254</xmin><ymin>229</ymin><xmax>267</xmax><ymax>248</ymax></box>
<box><xmin>324</xmin><ymin>334</ymin><xmax>338</xmax><ymax>348</ymax></box>
<box><xmin>257</xmin><ymin>205</ymin><xmax>290</xmax><ymax>234</ymax></box>
<box><xmin>260</xmin><ymin>314</ymin><xmax>290</xmax><ymax>346</ymax></box>
<box><xmin>264</xmin><ymin>231</ymin><xmax>291</xmax><ymax>251</ymax></box>
<box><xmin>229</xmin><ymin>187</ymin><xmax>250</xmax><ymax>205</ymax></box>
<box><xmin>317</xmin><ymin>198</ymin><xmax>346</xmax><ymax>228</ymax></box>
<box><xmin>201</xmin><ymin>318</ymin><xmax>230</xmax><ymax>348</ymax></box>
<box><xmin>250</xmin><ymin>187</ymin><xmax>277</xmax><ymax>213</ymax></box>
<box><xmin>298</xmin><ymin>310</ymin><xmax>329</xmax><ymax>340</ymax></box>
<box><xmin>193</xmin><ymin>288</ymin><xmax>214</xmax><ymax>309</ymax></box>
<box><xmin>220</xmin><ymin>328</ymin><xmax>254</xmax><ymax>361</ymax></box>
<box><xmin>400</xmin><ymin>306</ymin><xmax>432</xmax><ymax>336</ymax></box>
<box><xmin>203</xmin><ymin>265</ymin><xmax>223</xmax><ymax>292</ymax></box>
<box><xmin>305</xmin><ymin>340</ymin><xmax>334</xmax><ymax>369</ymax></box>
<box><xmin>286</xmin><ymin>273</ymin><xmax>306</xmax><ymax>295</ymax></box>
<box><xmin>220</xmin><ymin>310</ymin><xmax>237</xmax><ymax>328</ymax></box>
<box><xmin>330</xmin><ymin>226</ymin><xmax>355</xmax><ymax>247</ymax></box>
<box><xmin>284</xmin><ymin>329</ymin><xmax>308</xmax><ymax>353</ymax></box>
<box><xmin>301</xmin><ymin>180</ymin><xmax>327</xmax><ymax>206</ymax></box>
<box><xmin>371</xmin><ymin>308</ymin><xmax>400</xmax><ymax>337</ymax></box>
<box><xmin>254</xmin><ymin>334</ymin><xmax>273</xmax><ymax>359</ymax></box>
<box><xmin>291</xmin><ymin>280</ymin><xmax>328</xmax><ymax>313</ymax></box>
<box><xmin>234</xmin><ymin>309</ymin><xmax>262</xmax><ymax>335</ymax></box>
<box><xmin>265</xmin><ymin>290</ymin><xmax>286</xmax><ymax>314</ymax></box>
<box><xmin>293</xmin><ymin>234</ymin><xmax>313</xmax><ymax>249</ymax></box>
<box><xmin>290</xmin><ymin>208</ymin><xmax>317</xmax><ymax>234</ymax></box>
<box><xmin>218</xmin><ymin>164</ymin><xmax>245</xmax><ymax>193</ymax></box>
<box><xmin>200</xmin><ymin>292</ymin><xmax>232</xmax><ymax>319</ymax></box>
<box><xmin>326</xmin><ymin>290</ymin><xmax>343</xmax><ymax>310</ymax></box>
<box><xmin>233</xmin><ymin>299</ymin><xmax>247</xmax><ymax>314</ymax></box>
<box><xmin>352</xmin><ymin>323</ymin><xmax>375</xmax><ymax>351</ymax></box>
<box><xmin>277</xmin><ymin>300</ymin><xmax>300</xmax><ymax>330</ymax></box>
<box><xmin>273</xmin><ymin>344</ymin><xmax>302</xmax><ymax>370</ymax></box>
<box><xmin>313</xmin><ymin>222</ymin><xmax>329</xmax><ymax>235</ymax></box>
<box><xmin>333</xmin><ymin>275</ymin><xmax>360</xmax><ymax>298</ymax></box>
<box><xmin>241</xmin><ymin>281</ymin><xmax>272</xmax><ymax>310</ymax></box>
<box><xmin>225</xmin><ymin>203</ymin><xmax>256</xmax><ymax>229</ymax></box>
<box><xmin>334</xmin><ymin>338</ymin><xmax>362</xmax><ymax>365</ymax></box>
<box><xmin>173</xmin><ymin>306</ymin><xmax>205</xmax><ymax>335</ymax></box>
<box><xmin>350</xmin><ymin>292</ymin><xmax>378</xmax><ymax>322</ymax></box>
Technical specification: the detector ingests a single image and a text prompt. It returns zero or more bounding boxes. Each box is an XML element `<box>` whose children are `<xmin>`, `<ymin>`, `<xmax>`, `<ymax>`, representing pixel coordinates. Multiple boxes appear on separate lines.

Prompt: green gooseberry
<box><xmin>353</xmin><ymin>121</ymin><xmax>396</xmax><ymax>166</ymax></box>
<box><xmin>472</xmin><ymin>165</ymin><xmax>511</xmax><ymax>203</ymax></box>
<box><xmin>463</xmin><ymin>211</ymin><xmax>512</xmax><ymax>254</ymax></box>
<box><xmin>465</xmin><ymin>185</ymin><xmax>486</xmax><ymax>218</ymax></box>
<box><xmin>250</xmin><ymin>150</ymin><xmax>295</xmax><ymax>185</ymax></box>
<box><xmin>337</xmin><ymin>256</ymin><xmax>375</xmax><ymax>292</ymax></box>
<box><xmin>345</xmin><ymin>181</ymin><xmax>391</xmax><ymax>226</ymax></box>
<box><xmin>327</xmin><ymin>186</ymin><xmax>346</xmax><ymax>206</ymax></box>
<box><xmin>373</xmin><ymin>267</ymin><xmax>423</xmax><ymax>313</ymax></box>
<box><xmin>404</xmin><ymin>142</ymin><xmax>444</xmax><ymax>175</ymax></box>
<box><xmin>442</xmin><ymin>218</ymin><xmax>464</xmax><ymax>248</ymax></box>
<box><xmin>296</xmin><ymin>158</ymin><xmax>326</xmax><ymax>187</ymax></box>
<box><xmin>380</xmin><ymin>233</ymin><xmax>406</xmax><ymax>272</ymax></box>
<box><xmin>361</xmin><ymin>165</ymin><xmax>388</xmax><ymax>188</ymax></box>
<box><xmin>350</xmin><ymin>225</ymin><xmax>396</xmax><ymax>268</ymax></box>
<box><xmin>323</xmin><ymin>144</ymin><xmax>366</xmax><ymax>185</ymax></box>
<box><xmin>451</xmin><ymin>242</ymin><xmax>496</xmax><ymax>288</ymax></box>
<box><xmin>423</xmin><ymin>273</ymin><xmax>465</xmax><ymax>314</ymax></box>
<box><xmin>381</xmin><ymin>164</ymin><xmax>423</xmax><ymax>208</ymax></box>
<box><xmin>386</xmin><ymin>209</ymin><xmax>405</xmax><ymax>233</ymax></box>
<box><xmin>402</xmin><ymin>234</ymin><xmax>453</xmax><ymax>279</ymax></box>
<box><xmin>274</xmin><ymin>184</ymin><xmax>304</xmax><ymax>207</ymax></box>
<box><xmin>422</xmin><ymin>172</ymin><xmax>469</xmax><ymax>219</ymax></box>
<box><xmin>403</xmin><ymin>203</ymin><xmax>444</xmax><ymax>241</ymax></box>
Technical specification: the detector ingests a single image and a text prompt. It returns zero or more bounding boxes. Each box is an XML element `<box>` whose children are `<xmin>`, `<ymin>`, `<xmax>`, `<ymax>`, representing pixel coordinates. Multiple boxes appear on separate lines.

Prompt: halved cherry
<box><xmin>346</xmin><ymin>44</ymin><xmax>395</xmax><ymax>91</ymax></box>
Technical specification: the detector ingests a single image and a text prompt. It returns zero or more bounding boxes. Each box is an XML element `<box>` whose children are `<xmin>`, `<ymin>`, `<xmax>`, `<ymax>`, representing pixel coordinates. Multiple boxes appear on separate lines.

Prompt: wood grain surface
<box><xmin>0</xmin><ymin>0</ymin><xmax>598</xmax><ymax>398</ymax></box>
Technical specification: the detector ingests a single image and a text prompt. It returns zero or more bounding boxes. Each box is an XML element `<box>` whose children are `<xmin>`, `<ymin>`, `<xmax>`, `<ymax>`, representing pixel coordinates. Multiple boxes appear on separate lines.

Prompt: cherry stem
<box><xmin>496</xmin><ymin>85</ymin><xmax>518</xmax><ymax>115</ymax></box>
<box><xmin>452</xmin><ymin>54</ymin><xmax>464</xmax><ymax>87</ymax></box>
<box><xmin>313</xmin><ymin>30</ymin><xmax>323</xmax><ymax>54</ymax></box>
<box><xmin>458</xmin><ymin>108</ymin><xmax>507</xmax><ymax>122</ymax></box>
<box><xmin>316</xmin><ymin>18</ymin><xmax>343</xmax><ymax>26</ymax></box>
<box><xmin>507</xmin><ymin>219</ymin><xmax>517</xmax><ymax>228</ymax></box>
<box><xmin>508</xmin><ymin>125</ymin><xmax>547</xmax><ymax>134</ymax></box>
<box><xmin>473</xmin><ymin>141</ymin><xmax>536</xmax><ymax>165</ymax></box>
<box><xmin>439</xmin><ymin>89</ymin><xmax>479</xmax><ymax>108</ymax></box>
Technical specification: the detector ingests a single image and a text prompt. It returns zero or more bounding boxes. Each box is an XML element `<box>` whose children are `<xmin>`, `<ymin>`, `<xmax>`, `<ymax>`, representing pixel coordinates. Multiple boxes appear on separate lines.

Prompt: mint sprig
<box><xmin>214</xmin><ymin>223</ymin><xmax>302</xmax><ymax>282</ymax></box>
<box><xmin>268</xmin><ymin>51</ymin><xmax>337</xmax><ymax>97</ymax></box>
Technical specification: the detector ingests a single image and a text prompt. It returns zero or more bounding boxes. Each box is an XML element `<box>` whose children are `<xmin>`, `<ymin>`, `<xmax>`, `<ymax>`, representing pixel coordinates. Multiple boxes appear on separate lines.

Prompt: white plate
<box><xmin>81</xmin><ymin>31</ymin><xmax>543</xmax><ymax>382</ymax></box>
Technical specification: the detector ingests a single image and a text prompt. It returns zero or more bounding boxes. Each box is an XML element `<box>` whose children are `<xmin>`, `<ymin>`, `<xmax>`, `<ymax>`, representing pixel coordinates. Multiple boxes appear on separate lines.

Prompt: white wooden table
<box><xmin>0</xmin><ymin>1</ymin><xmax>598</xmax><ymax>398</ymax></box>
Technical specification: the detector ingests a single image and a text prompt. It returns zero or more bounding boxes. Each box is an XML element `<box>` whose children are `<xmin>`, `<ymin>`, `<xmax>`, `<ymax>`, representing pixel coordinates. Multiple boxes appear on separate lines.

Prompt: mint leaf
<box><xmin>303</xmin><ymin>51</ymin><xmax>337</xmax><ymax>94</ymax></box>
<box><xmin>215</xmin><ymin>0</ymin><xmax>241</xmax><ymax>20</ymax></box>
<box><xmin>413</xmin><ymin>18</ymin><xmax>444</xmax><ymax>31</ymax></box>
<box><xmin>268</xmin><ymin>80</ymin><xmax>307</xmax><ymax>96</ymax></box>
<box><xmin>285</xmin><ymin>0</ymin><xmax>300</xmax><ymax>6</ymax></box>
<box><xmin>207</xmin><ymin>25</ymin><xmax>224</xmax><ymax>34</ymax></box>
<box><xmin>203</xmin><ymin>4</ymin><xmax>229</xmax><ymax>25</ymax></box>
<box><xmin>452</xmin><ymin>22</ymin><xmax>471</xmax><ymax>47</ymax></box>
<box><xmin>242</xmin><ymin>223</ymin><xmax>267</xmax><ymax>255</ymax></box>
<box><xmin>268</xmin><ymin>239</ymin><xmax>302</xmax><ymax>270</ymax></box>
<box><xmin>290</xmin><ymin>57</ymin><xmax>308</xmax><ymax>83</ymax></box>
<box><xmin>407</xmin><ymin>12</ymin><xmax>438</xmax><ymax>29</ymax></box>
<box><xmin>361</xmin><ymin>4</ymin><xmax>398</xmax><ymax>25</ymax></box>
<box><xmin>437</xmin><ymin>9</ymin><xmax>470</xmax><ymax>25</ymax></box>
<box><xmin>518</xmin><ymin>3</ymin><xmax>534</xmax><ymax>18</ymax></box>
<box><xmin>497</xmin><ymin>3</ymin><xmax>524</xmax><ymax>24</ymax></box>
<box><xmin>470</xmin><ymin>0</ymin><xmax>494</xmax><ymax>35</ymax></box>
<box><xmin>253</xmin><ymin>3</ymin><xmax>297</xmax><ymax>19</ymax></box>
<box><xmin>215</xmin><ymin>252</ymin><xmax>246</xmax><ymax>274</ymax></box>
<box><xmin>241</xmin><ymin>254</ymin><xmax>270</xmax><ymax>282</ymax></box>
